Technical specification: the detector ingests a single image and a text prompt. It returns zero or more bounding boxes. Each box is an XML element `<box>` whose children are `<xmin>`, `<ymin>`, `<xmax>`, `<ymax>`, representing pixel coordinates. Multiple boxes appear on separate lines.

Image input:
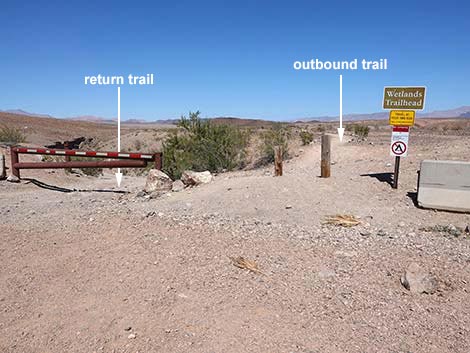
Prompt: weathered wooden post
<box><xmin>321</xmin><ymin>134</ymin><xmax>331</xmax><ymax>178</ymax></box>
<box><xmin>0</xmin><ymin>154</ymin><xmax>6</xmax><ymax>180</ymax></box>
<box><xmin>274</xmin><ymin>146</ymin><xmax>283</xmax><ymax>176</ymax></box>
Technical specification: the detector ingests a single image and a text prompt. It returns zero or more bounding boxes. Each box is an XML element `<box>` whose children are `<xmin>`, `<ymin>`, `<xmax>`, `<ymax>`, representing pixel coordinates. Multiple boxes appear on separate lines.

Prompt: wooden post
<box><xmin>321</xmin><ymin>134</ymin><xmax>331</xmax><ymax>178</ymax></box>
<box><xmin>274</xmin><ymin>146</ymin><xmax>283</xmax><ymax>176</ymax></box>
<box><xmin>0</xmin><ymin>154</ymin><xmax>6</xmax><ymax>180</ymax></box>
<box><xmin>393</xmin><ymin>156</ymin><xmax>400</xmax><ymax>189</ymax></box>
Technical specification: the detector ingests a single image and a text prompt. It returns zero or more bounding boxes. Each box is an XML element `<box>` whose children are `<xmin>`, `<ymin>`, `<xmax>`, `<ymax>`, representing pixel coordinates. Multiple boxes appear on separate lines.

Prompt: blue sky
<box><xmin>1</xmin><ymin>0</ymin><xmax>469</xmax><ymax>121</ymax></box>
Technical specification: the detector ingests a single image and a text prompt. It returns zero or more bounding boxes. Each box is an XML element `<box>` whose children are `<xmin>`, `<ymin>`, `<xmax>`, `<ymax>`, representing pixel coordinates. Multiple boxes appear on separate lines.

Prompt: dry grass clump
<box><xmin>323</xmin><ymin>214</ymin><xmax>361</xmax><ymax>227</ymax></box>
<box><xmin>229</xmin><ymin>256</ymin><xmax>264</xmax><ymax>275</ymax></box>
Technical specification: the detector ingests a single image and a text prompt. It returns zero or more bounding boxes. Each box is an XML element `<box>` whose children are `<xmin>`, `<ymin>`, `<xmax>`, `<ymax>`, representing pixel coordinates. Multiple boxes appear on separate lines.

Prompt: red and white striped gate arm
<box><xmin>10</xmin><ymin>147</ymin><xmax>162</xmax><ymax>178</ymax></box>
<box><xmin>13</xmin><ymin>147</ymin><xmax>155</xmax><ymax>160</ymax></box>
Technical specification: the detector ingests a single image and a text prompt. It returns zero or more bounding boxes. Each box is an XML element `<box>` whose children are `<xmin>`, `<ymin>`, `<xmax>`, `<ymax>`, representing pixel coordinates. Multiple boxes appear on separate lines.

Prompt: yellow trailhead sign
<box><xmin>389</xmin><ymin>110</ymin><xmax>415</xmax><ymax>126</ymax></box>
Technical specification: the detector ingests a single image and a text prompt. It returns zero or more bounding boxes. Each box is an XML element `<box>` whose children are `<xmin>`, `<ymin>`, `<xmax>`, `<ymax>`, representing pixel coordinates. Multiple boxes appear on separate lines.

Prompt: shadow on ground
<box><xmin>360</xmin><ymin>172</ymin><xmax>394</xmax><ymax>187</ymax></box>
<box><xmin>23</xmin><ymin>178</ymin><xmax>129</xmax><ymax>194</ymax></box>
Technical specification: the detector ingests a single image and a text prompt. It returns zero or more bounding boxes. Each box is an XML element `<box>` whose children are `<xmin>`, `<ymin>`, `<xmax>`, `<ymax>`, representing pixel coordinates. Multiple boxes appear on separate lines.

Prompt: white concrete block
<box><xmin>418</xmin><ymin>160</ymin><xmax>470</xmax><ymax>212</ymax></box>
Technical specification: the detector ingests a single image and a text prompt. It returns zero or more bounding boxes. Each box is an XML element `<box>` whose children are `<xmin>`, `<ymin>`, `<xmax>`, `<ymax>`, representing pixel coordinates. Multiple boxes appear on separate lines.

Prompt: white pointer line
<box><xmin>337</xmin><ymin>74</ymin><xmax>345</xmax><ymax>141</ymax></box>
<box><xmin>115</xmin><ymin>86</ymin><xmax>123</xmax><ymax>187</ymax></box>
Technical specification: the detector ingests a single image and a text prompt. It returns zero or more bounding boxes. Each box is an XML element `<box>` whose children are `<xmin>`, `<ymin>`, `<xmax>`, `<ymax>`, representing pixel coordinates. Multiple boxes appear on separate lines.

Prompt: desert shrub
<box><xmin>261</xmin><ymin>123</ymin><xmax>290</xmax><ymax>163</ymax></box>
<box><xmin>317</xmin><ymin>125</ymin><xmax>326</xmax><ymax>133</ymax></box>
<box><xmin>0</xmin><ymin>125</ymin><xmax>26</xmax><ymax>144</ymax></box>
<box><xmin>134</xmin><ymin>139</ymin><xmax>143</xmax><ymax>150</ymax></box>
<box><xmin>353</xmin><ymin>124</ymin><xmax>370</xmax><ymax>138</ymax></box>
<box><xmin>162</xmin><ymin>111</ymin><xmax>249</xmax><ymax>179</ymax></box>
<box><xmin>300</xmin><ymin>130</ymin><xmax>314</xmax><ymax>145</ymax></box>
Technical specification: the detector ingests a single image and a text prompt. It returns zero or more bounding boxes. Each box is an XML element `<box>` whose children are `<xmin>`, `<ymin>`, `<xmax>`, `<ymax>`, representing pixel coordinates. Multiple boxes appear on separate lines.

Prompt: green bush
<box><xmin>0</xmin><ymin>125</ymin><xmax>26</xmax><ymax>144</ymax></box>
<box><xmin>300</xmin><ymin>130</ymin><xmax>314</xmax><ymax>145</ymax></box>
<box><xmin>162</xmin><ymin>111</ymin><xmax>249</xmax><ymax>179</ymax></box>
<box><xmin>353</xmin><ymin>124</ymin><xmax>370</xmax><ymax>138</ymax></box>
<box><xmin>261</xmin><ymin>123</ymin><xmax>290</xmax><ymax>163</ymax></box>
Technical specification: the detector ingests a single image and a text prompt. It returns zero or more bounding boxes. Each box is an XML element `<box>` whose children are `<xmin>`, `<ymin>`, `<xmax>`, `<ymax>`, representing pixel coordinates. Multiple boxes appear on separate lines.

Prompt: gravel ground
<box><xmin>1</xmin><ymin>130</ymin><xmax>470</xmax><ymax>353</ymax></box>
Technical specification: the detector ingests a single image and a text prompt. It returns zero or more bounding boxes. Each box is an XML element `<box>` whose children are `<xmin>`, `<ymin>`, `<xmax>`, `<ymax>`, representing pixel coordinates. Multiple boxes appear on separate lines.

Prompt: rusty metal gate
<box><xmin>10</xmin><ymin>147</ymin><xmax>162</xmax><ymax>178</ymax></box>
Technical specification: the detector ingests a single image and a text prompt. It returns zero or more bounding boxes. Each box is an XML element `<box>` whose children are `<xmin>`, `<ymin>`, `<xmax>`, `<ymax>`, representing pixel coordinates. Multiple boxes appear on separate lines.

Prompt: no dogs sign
<box><xmin>390</xmin><ymin>126</ymin><xmax>409</xmax><ymax>157</ymax></box>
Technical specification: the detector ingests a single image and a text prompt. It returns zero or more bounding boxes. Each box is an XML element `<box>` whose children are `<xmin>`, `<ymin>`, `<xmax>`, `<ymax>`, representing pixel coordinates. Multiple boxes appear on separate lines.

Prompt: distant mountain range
<box><xmin>298</xmin><ymin>106</ymin><xmax>470</xmax><ymax>122</ymax></box>
<box><xmin>2</xmin><ymin>106</ymin><xmax>470</xmax><ymax>124</ymax></box>
<box><xmin>0</xmin><ymin>109</ymin><xmax>55</xmax><ymax>119</ymax></box>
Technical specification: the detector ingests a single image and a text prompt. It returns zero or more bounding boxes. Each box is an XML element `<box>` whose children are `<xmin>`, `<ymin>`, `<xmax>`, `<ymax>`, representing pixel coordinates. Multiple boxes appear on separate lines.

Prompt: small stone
<box><xmin>136</xmin><ymin>191</ymin><xmax>147</xmax><ymax>198</ymax></box>
<box><xmin>128</xmin><ymin>333</ymin><xmax>136</xmax><ymax>339</ymax></box>
<box><xmin>144</xmin><ymin>169</ymin><xmax>173</xmax><ymax>194</ymax></box>
<box><xmin>447</xmin><ymin>224</ymin><xmax>461</xmax><ymax>237</ymax></box>
<box><xmin>465</xmin><ymin>225</ymin><xmax>469</xmax><ymax>234</ymax></box>
<box><xmin>377</xmin><ymin>229</ymin><xmax>387</xmax><ymax>237</ymax></box>
<box><xmin>172</xmin><ymin>180</ymin><xmax>185</xmax><ymax>192</ymax></box>
<box><xmin>285</xmin><ymin>205</ymin><xmax>293</xmax><ymax>209</ymax></box>
<box><xmin>401</xmin><ymin>262</ymin><xmax>438</xmax><ymax>294</ymax></box>
<box><xmin>360</xmin><ymin>231</ymin><xmax>371</xmax><ymax>237</ymax></box>
<box><xmin>124</xmin><ymin>326</ymin><xmax>132</xmax><ymax>331</ymax></box>
<box><xmin>6</xmin><ymin>175</ymin><xmax>20</xmax><ymax>183</ymax></box>
<box><xmin>181</xmin><ymin>170</ymin><xmax>213</xmax><ymax>186</ymax></box>
<box><xmin>398</xmin><ymin>222</ymin><xmax>406</xmax><ymax>227</ymax></box>
<box><xmin>386</xmin><ymin>163</ymin><xmax>392</xmax><ymax>167</ymax></box>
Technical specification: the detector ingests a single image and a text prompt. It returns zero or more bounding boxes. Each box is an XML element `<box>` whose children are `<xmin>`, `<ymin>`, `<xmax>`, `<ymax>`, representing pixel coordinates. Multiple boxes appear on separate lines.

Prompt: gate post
<box><xmin>154</xmin><ymin>153</ymin><xmax>162</xmax><ymax>170</ymax></box>
<box><xmin>10</xmin><ymin>147</ymin><xmax>20</xmax><ymax>178</ymax></box>
<box><xmin>0</xmin><ymin>154</ymin><xmax>6</xmax><ymax>180</ymax></box>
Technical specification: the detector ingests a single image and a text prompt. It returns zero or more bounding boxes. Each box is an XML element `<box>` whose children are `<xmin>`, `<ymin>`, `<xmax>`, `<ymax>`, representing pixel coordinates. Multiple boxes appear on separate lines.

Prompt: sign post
<box><xmin>383</xmin><ymin>86</ymin><xmax>426</xmax><ymax>189</ymax></box>
<box><xmin>390</xmin><ymin>126</ymin><xmax>410</xmax><ymax>188</ymax></box>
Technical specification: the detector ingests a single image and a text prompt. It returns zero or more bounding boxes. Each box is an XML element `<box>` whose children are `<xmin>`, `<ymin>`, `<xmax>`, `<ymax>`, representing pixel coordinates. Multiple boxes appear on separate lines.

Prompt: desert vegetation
<box><xmin>0</xmin><ymin>124</ymin><xmax>26</xmax><ymax>144</ymax></box>
<box><xmin>162</xmin><ymin>111</ymin><xmax>249</xmax><ymax>179</ymax></box>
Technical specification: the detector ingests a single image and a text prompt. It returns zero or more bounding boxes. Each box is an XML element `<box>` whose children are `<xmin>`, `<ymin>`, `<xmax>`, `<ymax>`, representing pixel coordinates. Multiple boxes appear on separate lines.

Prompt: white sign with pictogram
<box><xmin>390</xmin><ymin>126</ymin><xmax>409</xmax><ymax>157</ymax></box>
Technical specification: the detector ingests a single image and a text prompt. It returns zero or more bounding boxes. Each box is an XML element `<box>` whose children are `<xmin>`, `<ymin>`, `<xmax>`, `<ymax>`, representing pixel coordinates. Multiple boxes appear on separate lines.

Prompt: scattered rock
<box><xmin>136</xmin><ymin>191</ymin><xmax>147</xmax><ymax>198</ymax></box>
<box><xmin>124</xmin><ymin>326</ymin><xmax>132</xmax><ymax>331</ymax></box>
<box><xmin>285</xmin><ymin>205</ymin><xmax>293</xmax><ymax>209</ymax></box>
<box><xmin>465</xmin><ymin>225</ymin><xmax>469</xmax><ymax>234</ymax></box>
<box><xmin>421</xmin><ymin>224</ymin><xmax>463</xmax><ymax>237</ymax></box>
<box><xmin>144</xmin><ymin>169</ymin><xmax>173</xmax><ymax>194</ymax></box>
<box><xmin>172</xmin><ymin>180</ymin><xmax>185</xmax><ymax>192</ymax></box>
<box><xmin>401</xmin><ymin>262</ymin><xmax>438</xmax><ymax>294</ymax></box>
<box><xmin>6</xmin><ymin>175</ymin><xmax>20</xmax><ymax>183</ymax></box>
<box><xmin>128</xmin><ymin>333</ymin><xmax>136</xmax><ymax>339</ymax></box>
<box><xmin>377</xmin><ymin>229</ymin><xmax>387</xmax><ymax>237</ymax></box>
<box><xmin>181</xmin><ymin>170</ymin><xmax>213</xmax><ymax>186</ymax></box>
